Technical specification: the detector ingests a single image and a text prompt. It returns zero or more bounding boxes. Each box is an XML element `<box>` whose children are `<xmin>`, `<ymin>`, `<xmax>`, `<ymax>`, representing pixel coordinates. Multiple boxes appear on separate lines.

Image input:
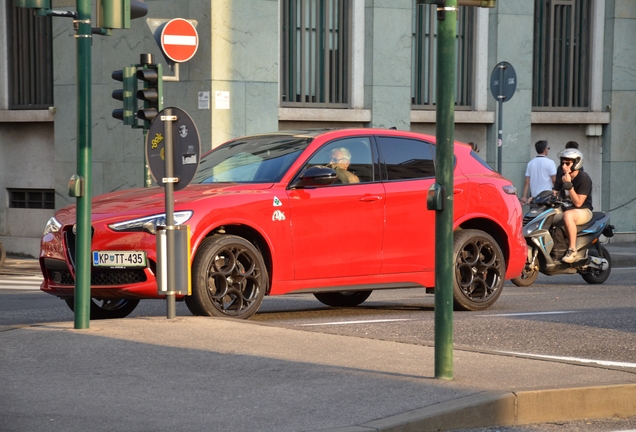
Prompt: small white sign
<box><xmin>215</xmin><ymin>91</ymin><xmax>230</xmax><ymax>110</ymax></box>
<box><xmin>198</xmin><ymin>91</ymin><xmax>210</xmax><ymax>110</ymax></box>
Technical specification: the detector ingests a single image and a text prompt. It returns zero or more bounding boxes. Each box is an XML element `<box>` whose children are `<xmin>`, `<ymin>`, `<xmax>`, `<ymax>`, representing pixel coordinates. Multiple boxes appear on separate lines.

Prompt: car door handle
<box><xmin>359</xmin><ymin>195</ymin><xmax>383</xmax><ymax>202</ymax></box>
<box><xmin>454</xmin><ymin>188</ymin><xmax>463</xmax><ymax>194</ymax></box>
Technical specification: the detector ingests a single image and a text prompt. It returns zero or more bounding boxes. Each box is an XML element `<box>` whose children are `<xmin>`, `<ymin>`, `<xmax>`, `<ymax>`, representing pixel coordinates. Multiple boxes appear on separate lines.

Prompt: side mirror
<box><xmin>289</xmin><ymin>166</ymin><xmax>337</xmax><ymax>189</ymax></box>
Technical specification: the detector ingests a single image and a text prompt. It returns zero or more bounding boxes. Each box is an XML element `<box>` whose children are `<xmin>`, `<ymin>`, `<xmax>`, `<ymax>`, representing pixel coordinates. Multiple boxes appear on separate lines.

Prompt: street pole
<box><xmin>74</xmin><ymin>0</ymin><xmax>92</xmax><ymax>329</ymax></box>
<box><xmin>434</xmin><ymin>0</ymin><xmax>457</xmax><ymax>380</ymax></box>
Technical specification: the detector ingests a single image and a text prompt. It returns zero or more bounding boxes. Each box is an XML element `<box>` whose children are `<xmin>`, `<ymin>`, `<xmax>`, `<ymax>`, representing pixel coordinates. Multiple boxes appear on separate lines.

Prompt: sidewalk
<box><xmin>1</xmin><ymin>244</ymin><xmax>636</xmax><ymax>431</ymax></box>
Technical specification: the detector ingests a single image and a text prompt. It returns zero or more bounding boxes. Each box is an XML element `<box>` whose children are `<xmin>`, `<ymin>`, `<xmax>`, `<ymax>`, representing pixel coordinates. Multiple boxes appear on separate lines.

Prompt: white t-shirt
<box><xmin>525</xmin><ymin>156</ymin><xmax>557</xmax><ymax>197</ymax></box>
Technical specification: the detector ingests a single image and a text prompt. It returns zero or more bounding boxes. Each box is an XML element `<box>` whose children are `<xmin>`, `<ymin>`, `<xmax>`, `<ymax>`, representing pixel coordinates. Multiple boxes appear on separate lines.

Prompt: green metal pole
<box><xmin>74</xmin><ymin>0</ymin><xmax>92</xmax><ymax>329</ymax></box>
<box><xmin>434</xmin><ymin>0</ymin><xmax>457</xmax><ymax>380</ymax></box>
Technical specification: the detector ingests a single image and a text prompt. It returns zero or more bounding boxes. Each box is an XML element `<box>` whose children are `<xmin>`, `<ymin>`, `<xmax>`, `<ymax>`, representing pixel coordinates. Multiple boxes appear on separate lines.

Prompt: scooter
<box><xmin>512</xmin><ymin>191</ymin><xmax>615</xmax><ymax>287</ymax></box>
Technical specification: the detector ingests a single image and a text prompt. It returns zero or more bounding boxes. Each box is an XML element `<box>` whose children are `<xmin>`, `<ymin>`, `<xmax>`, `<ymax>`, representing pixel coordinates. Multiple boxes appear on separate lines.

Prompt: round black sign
<box><xmin>146</xmin><ymin>107</ymin><xmax>201</xmax><ymax>191</ymax></box>
<box><xmin>490</xmin><ymin>61</ymin><xmax>517</xmax><ymax>102</ymax></box>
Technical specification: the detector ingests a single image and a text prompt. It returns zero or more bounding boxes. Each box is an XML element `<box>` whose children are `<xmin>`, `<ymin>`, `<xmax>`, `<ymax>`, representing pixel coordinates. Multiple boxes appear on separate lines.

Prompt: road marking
<box><xmin>498</xmin><ymin>351</ymin><xmax>636</xmax><ymax>369</ymax></box>
<box><xmin>299</xmin><ymin>318</ymin><xmax>413</xmax><ymax>326</ymax></box>
<box><xmin>0</xmin><ymin>275</ymin><xmax>43</xmax><ymax>290</ymax></box>
<box><xmin>481</xmin><ymin>311</ymin><xmax>577</xmax><ymax>317</ymax></box>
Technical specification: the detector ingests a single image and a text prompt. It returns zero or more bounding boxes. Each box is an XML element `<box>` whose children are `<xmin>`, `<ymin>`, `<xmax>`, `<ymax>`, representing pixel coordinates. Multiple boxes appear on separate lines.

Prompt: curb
<box><xmin>320</xmin><ymin>383</ymin><xmax>636</xmax><ymax>432</ymax></box>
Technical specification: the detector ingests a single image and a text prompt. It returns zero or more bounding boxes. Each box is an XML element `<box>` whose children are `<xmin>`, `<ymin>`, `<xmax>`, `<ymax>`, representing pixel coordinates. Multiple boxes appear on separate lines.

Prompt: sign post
<box><xmin>490</xmin><ymin>61</ymin><xmax>517</xmax><ymax>174</ymax></box>
<box><xmin>146</xmin><ymin>107</ymin><xmax>200</xmax><ymax>318</ymax></box>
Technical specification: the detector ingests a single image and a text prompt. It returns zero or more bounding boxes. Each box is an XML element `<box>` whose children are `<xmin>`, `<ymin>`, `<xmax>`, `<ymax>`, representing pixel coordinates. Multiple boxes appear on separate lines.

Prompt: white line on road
<box><xmin>481</xmin><ymin>311</ymin><xmax>577</xmax><ymax>317</ymax></box>
<box><xmin>498</xmin><ymin>351</ymin><xmax>636</xmax><ymax>369</ymax></box>
<box><xmin>299</xmin><ymin>318</ymin><xmax>413</xmax><ymax>326</ymax></box>
<box><xmin>0</xmin><ymin>275</ymin><xmax>43</xmax><ymax>290</ymax></box>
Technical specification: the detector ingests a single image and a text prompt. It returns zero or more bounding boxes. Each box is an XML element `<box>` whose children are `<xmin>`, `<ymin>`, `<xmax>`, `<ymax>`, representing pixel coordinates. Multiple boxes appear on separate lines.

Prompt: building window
<box><xmin>533</xmin><ymin>0</ymin><xmax>591</xmax><ymax>110</ymax></box>
<box><xmin>281</xmin><ymin>0</ymin><xmax>350</xmax><ymax>108</ymax></box>
<box><xmin>6</xmin><ymin>3</ymin><xmax>54</xmax><ymax>110</ymax></box>
<box><xmin>8</xmin><ymin>189</ymin><xmax>55</xmax><ymax>209</ymax></box>
<box><xmin>412</xmin><ymin>4</ymin><xmax>475</xmax><ymax>110</ymax></box>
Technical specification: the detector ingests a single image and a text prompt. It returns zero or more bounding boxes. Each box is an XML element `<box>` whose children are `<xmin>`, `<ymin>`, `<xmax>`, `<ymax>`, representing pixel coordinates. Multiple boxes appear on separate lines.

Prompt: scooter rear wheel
<box><xmin>581</xmin><ymin>245</ymin><xmax>612</xmax><ymax>284</ymax></box>
<box><xmin>511</xmin><ymin>266</ymin><xmax>539</xmax><ymax>287</ymax></box>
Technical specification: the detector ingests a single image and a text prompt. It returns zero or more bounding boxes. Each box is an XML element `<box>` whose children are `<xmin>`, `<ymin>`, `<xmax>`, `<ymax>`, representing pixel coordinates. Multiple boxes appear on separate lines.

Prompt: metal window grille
<box><xmin>6</xmin><ymin>3</ymin><xmax>54</xmax><ymax>110</ymax></box>
<box><xmin>412</xmin><ymin>4</ymin><xmax>475</xmax><ymax>110</ymax></box>
<box><xmin>533</xmin><ymin>0</ymin><xmax>590</xmax><ymax>110</ymax></box>
<box><xmin>8</xmin><ymin>188</ymin><xmax>55</xmax><ymax>209</ymax></box>
<box><xmin>281</xmin><ymin>0</ymin><xmax>350</xmax><ymax>108</ymax></box>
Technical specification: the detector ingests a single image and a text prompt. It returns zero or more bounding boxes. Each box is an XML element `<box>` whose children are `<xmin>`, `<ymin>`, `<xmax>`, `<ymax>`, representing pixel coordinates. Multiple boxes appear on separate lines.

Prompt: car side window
<box><xmin>306</xmin><ymin>137</ymin><xmax>374</xmax><ymax>184</ymax></box>
<box><xmin>377</xmin><ymin>137</ymin><xmax>435</xmax><ymax>180</ymax></box>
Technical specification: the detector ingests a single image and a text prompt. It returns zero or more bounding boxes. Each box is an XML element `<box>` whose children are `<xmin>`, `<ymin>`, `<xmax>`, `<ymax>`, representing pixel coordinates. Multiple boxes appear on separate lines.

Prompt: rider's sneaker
<box><xmin>562</xmin><ymin>248</ymin><xmax>577</xmax><ymax>263</ymax></box>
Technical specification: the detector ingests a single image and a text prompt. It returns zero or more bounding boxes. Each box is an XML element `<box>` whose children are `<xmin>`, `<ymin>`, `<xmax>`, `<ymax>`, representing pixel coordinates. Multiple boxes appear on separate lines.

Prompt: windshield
<box><xmin>192</xmin><ymin>135</ymin><xmax>312</xmax><ymax>184</ymax></box>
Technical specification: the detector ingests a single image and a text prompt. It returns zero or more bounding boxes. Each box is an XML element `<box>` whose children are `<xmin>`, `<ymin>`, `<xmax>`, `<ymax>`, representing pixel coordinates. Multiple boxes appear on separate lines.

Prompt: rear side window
<box><xmin>377</xmin><ymin>137</ymin><xmax>435</xmax><ymax>180</ymax></box>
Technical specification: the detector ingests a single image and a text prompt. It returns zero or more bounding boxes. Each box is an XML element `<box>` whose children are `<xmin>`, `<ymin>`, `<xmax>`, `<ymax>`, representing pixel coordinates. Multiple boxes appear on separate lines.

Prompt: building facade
<box><xmin>1</xmin><ymin>0</ymin><xmax>635</xmax><ymax>257</ymax></box>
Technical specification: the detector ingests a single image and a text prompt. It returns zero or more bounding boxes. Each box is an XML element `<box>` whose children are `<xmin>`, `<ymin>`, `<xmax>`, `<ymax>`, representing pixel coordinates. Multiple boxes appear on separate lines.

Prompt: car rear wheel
<box><xmin>314</xmin><ymin>290</ymin><xmax>372</xmax><ymax>307</ymax></box>
<box><xmin>452</xmin><ymin>229</ymin><xmax>505</xmax><ymax>311</ymax></box>
<box><xmin>63</xmin><ymin>298</ymin><xmax>140</xmax><ymax>319</ymax></box>
<box><xmin>186</xmin><ymin>235</ymin><xmax>267</xmax><ymax>319</ymax></box>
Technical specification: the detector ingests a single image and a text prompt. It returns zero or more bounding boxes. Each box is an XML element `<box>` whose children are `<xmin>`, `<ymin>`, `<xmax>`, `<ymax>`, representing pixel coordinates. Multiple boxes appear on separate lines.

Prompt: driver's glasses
<box><xmin>561</xmin><ymin>160</ymin><xmax>573</xmax><ymax>166</ymax></box>
<box><xmin>330</xmin><ymin>157</ymin><xmax>347</xmax><ymax>163</ymax></box>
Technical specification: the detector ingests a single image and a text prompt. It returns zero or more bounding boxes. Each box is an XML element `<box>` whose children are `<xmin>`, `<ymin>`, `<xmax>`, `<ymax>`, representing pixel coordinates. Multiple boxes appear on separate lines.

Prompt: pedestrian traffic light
<box><xmin>112</xmin><ymin>66</ymin><xmax>138</xmax><ymax>126</ymax></box>
<box><xmin>96</xmin><ymin>0</ymin><xmax>148</xmax><ymax>29</ymax></box>
<box><xmin>136</xmin><ymin>63</ymin><xmax>163</xmax><ymax>124</ymax></box>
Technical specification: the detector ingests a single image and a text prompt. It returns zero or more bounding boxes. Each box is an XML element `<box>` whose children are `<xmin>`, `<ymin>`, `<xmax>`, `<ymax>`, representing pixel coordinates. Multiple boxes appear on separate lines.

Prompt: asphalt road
<box><xmin>2</xmin><ymin>267</ymin><xmax>635</xmax><ymax>370</ymax></box>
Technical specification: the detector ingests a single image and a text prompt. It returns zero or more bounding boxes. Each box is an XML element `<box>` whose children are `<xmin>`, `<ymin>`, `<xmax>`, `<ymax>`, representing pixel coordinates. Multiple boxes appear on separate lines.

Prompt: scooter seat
<box><xmin>576</xmin><ymin>212</ymin><xmax>606</xmax><ymax>233</ymax></box>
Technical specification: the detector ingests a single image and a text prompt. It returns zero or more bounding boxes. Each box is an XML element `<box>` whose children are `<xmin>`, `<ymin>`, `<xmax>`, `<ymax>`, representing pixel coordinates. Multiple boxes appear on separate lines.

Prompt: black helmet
<box><xmin>558</xmin><ymin>148</ymin><xmax>583</xmax><ymax>171</ymax></box>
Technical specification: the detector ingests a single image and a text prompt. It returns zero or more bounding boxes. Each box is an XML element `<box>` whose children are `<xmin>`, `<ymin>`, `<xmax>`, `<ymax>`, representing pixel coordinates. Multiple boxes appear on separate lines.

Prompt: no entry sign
<box><xmin>161</xmin><ymin>18</ymin><xmax>199</xmax><ymax>63</ymax></box>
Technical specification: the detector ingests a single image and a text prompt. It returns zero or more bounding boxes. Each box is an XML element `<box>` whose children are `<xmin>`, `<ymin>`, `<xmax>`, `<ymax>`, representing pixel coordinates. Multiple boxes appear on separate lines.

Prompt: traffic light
<box><xmin>136</xmin><ymin>63</ymin><xmax>163</xmax><ymax>123</ymax></box>
<box><xmin>112</xmin><ymin>66</ymin><xmax>138</xmax><ymax>126</ymax></box>
<box><xmin>96</xmin><ymin>0</ymin><xmax>148</xmax><ymax>29</ymax></box>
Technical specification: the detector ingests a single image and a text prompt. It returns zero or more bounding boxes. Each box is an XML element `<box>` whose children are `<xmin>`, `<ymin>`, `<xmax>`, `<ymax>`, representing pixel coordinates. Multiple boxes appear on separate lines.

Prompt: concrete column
<box><xmin>365</xmin><ymin>0</ymin><xmax>412</xmax><ymax>130</ymax></box>
<box><xmin>211</xmin><ymin>0</ymin><xmax>279</xmax><ymax>147</ymax></box>
<box><xmin>602</xmin><ymin>1</ymin><xmax>636</xmax><ymax>233</ymax></box>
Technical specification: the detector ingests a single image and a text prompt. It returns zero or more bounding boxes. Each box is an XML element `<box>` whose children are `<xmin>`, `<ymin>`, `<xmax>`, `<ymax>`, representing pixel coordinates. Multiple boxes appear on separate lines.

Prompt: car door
<box><xmin>287</xmin><ymin>137</ymin><xmax>385</xmax><ymax>280</ymax></box>
<box><xmin>377</xmin><ymin>136</ymin><xmax>437</xmax><ymax>273</ymax></box>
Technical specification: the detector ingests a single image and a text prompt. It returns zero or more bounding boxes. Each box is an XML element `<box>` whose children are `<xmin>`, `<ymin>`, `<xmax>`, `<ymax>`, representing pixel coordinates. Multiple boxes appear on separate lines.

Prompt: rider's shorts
<box><xmin>573</xmin><ymin>208</ymin><xmax>593</xmax><ymax>225</ymax></box>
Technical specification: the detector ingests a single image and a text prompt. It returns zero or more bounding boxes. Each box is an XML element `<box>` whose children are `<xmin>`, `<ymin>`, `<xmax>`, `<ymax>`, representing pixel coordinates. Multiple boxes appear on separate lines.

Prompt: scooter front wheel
<box><xmin>511</xmin><ymin>265</ymin><xmax>539</xmax><ymax>287</ymax></box>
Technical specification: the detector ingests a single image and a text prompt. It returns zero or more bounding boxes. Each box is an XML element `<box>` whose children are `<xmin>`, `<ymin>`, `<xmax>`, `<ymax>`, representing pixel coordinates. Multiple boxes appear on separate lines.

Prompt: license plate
<box><xmin>92</xmin><ymin>251</ymin><xmax>147</xmax><ymax>268</ymax></box>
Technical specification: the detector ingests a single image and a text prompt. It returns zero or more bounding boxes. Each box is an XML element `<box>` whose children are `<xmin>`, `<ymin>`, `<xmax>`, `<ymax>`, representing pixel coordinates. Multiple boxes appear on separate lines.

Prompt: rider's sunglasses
<box><xmin>561</xmin><ymin>160</ymin><xmax>574</xmax><ymax>166</ymax></box>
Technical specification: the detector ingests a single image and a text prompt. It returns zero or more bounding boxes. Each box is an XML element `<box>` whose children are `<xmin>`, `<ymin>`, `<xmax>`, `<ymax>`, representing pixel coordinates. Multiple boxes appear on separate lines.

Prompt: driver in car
<box><xmin>327</xmin><ymin>147</ymin><xmax>359</xmax><ymax>184</ymax></box>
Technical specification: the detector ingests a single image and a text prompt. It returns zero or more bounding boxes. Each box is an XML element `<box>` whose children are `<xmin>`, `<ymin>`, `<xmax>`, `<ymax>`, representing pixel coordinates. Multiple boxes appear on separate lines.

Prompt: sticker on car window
<box><xmin>272</xmin><ymin>210</ymin><xmax>285</xmax><ymax>221</ymax></box>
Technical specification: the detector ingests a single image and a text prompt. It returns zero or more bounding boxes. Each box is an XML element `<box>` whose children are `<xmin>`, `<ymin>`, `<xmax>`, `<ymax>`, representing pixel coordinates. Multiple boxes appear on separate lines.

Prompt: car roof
<box><xmin>239</xmin><ymin>128</ymin><xmax>439</xmax><ymax>142</ymax></box>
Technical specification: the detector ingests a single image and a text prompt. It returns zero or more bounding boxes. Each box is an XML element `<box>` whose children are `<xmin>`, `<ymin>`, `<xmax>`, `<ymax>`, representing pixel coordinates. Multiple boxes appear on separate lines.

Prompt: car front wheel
<box><xmin>63</xmin><ymin>298</ymin><xmax>140</xmax><ymax>319</ymax></box>
<box><xmin>186</xmin><ymin>235</ymin><xmax>268</xmax><ymax>319</ymax></box>
<box><xmin>452</xmin><ymin>229</ymin><xmax>505</xmax><ymax>311</ymax></box>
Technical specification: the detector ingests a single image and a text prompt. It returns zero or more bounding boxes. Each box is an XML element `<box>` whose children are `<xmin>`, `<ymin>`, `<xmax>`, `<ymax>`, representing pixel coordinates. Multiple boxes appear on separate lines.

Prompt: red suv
<box><xmin>40</xmin><ymin>128</ymin><xmax>526</xmax><ymax>319</ymax></box>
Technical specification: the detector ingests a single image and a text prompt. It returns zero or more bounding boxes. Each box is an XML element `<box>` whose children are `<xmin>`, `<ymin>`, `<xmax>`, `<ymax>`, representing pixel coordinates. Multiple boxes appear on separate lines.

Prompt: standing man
<box><xmin>521</xmin><ymin>140</ymin><xmax>557</xmax><ymax>204</ymax></box>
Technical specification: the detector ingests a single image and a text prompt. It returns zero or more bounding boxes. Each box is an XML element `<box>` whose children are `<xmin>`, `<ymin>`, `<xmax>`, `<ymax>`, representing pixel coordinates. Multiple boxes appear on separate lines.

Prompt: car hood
<box><xmin>55</xmin><ymin>183</ymin><xmax>274</xmax><ymax>225</ymax></box>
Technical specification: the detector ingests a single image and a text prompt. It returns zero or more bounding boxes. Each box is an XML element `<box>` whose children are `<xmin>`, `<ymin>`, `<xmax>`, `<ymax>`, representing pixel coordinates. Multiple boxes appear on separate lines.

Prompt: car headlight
<box><xmin>43</xmin><ymin>217</ymin><xmax>62</xmax><ymax>236</ymax></box>
<box><xmin>108</xmin><ymin>211</ymin><xmax>193</xmax><ymax>235</ymax></box>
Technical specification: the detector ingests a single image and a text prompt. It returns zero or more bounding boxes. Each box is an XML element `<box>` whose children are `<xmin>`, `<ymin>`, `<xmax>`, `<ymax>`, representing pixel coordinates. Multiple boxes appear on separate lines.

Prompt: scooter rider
<box><xmin>553</xmin><ymin>149</ymin><xmax>593</xmax><ymax>263</ymax></box>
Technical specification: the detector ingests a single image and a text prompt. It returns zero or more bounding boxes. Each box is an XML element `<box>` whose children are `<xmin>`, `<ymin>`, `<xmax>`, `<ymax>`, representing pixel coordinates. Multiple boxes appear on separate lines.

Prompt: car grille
<box><xmin>45</xmin><ymin>267</ymin><xmax>147</xmax><ymax>286</ymax></box>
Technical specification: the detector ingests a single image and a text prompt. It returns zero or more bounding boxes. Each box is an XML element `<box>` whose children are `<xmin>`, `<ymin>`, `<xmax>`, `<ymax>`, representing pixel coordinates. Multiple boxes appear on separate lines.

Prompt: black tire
<box><xmin>581</xmin><ymin>245</ymin><xmax>612</xmax><ymax>284</ymax></box>
<box><xmin>452</xmin><ymin>229</ymin><xmax>505</xmax><ymax>311</ymax></box>
<box><xmin>64</xmin><ymin>298</ymin><xmax>140</xmax><ymax>319</ymax></box>
<box><xmin>185</xmin><ymin>235</ymin><xmax>268</xmax><ymax>319</ymax></box>
<box><xmin>511</xmin><ymin>265</ymin><xmax>539</xmax><ymax>287</ymax></box>
<box><xmin>314</xmin><ymin>290</ymin><xmax>372</xmax><ymax>307</ymax></box>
